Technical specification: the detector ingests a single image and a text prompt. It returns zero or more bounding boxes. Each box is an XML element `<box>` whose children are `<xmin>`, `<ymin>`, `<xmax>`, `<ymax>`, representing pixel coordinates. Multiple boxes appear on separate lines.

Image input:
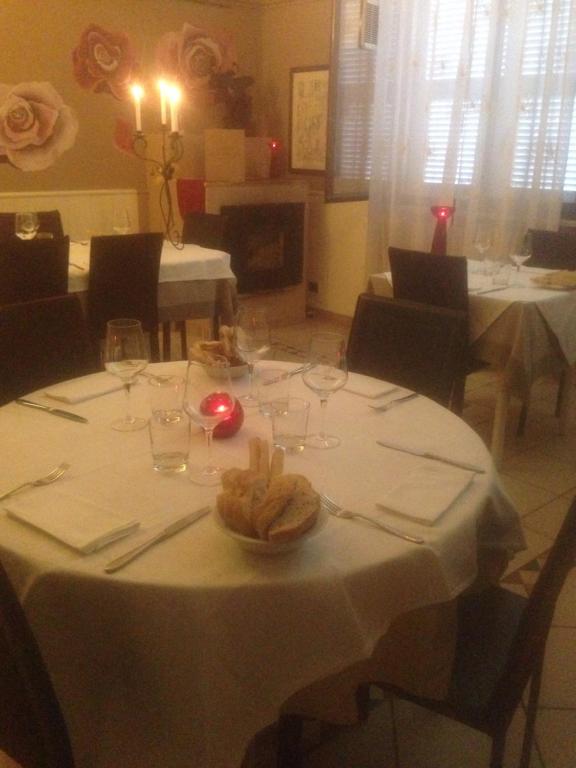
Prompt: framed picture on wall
<box><xmin>289</xmin><ymin>66</ymin><xmax>329</xmax><ymax>173</ymax></box>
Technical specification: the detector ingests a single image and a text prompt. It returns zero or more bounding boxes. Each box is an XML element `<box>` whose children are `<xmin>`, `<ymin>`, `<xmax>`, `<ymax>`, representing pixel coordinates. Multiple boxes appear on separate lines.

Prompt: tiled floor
<box><xmin>244</xmin><ymin>312</ymin><xmax>576</xmax><ymax>768</ymax></box>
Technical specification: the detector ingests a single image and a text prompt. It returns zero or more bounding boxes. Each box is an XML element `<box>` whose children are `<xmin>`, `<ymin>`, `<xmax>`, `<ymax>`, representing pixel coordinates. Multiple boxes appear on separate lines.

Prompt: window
<box><xmin>326</xmin><ymin>0</ymin><xmax>576</xmax><ymax>201</ymax></box>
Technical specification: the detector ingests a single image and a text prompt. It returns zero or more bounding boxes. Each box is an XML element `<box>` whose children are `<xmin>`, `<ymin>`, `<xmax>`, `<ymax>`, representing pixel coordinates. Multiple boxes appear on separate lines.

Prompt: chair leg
<box><xmin>520</xmin><ymin>664</ymin><xmax>543</xmax><ymax>768</ymax></box>
<box><xmin>489</xmin><ymin>731</ymin><xmax>506</xmax><ymax>768</ymax></box>
<box><xmin>516</xmin><ymin>401</ymin><xmax>529</xmax><ymax>437</ymax></box>
<box><xmin>149</xmin><ymin>328</ymin><xmax>160</xmax><ymax>363</ymax></box>
<box><xmin>162</xmin><ymin>322</ymin><xmax>172</xmax><ymax>362</ymax></box>
<box><xmin>178</xmin><ymin>321</ymin><xmax>188</xmax><ymax>360</ymax></box>
<box><xmin>276</xmin><ymin>714</ymin><xmax>304</xmax><ymax>768</ymax></box>
<box><xmin>555</xmin><ymin>370</ymin><xmax>566</xmax><ymax>418</ymax></box>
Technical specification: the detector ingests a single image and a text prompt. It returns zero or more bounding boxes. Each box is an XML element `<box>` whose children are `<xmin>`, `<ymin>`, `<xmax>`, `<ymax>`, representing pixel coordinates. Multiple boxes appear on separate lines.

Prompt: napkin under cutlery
<box><xmin>376</xmin><ymin>463</ymin><xmax>475</xmax><ymax>525</ymax></box>
<box><xmin>344</xmin><ymin>376</ymin><xmax>399</xmax><ymax>399</ymax></box>
<box><xmin>376</xmin><ymin>438</ymin><xmax>485</xmax><ymax>472</ymax></box>
<box><xmin>4</xmin><ymin>492</ymin><xmax>139</xmax><ymax>553</ymax></box>
<box><xmin>45</xmin><ymin>374</ymin><xmax>124</xmax><ymax>404</ymax></box>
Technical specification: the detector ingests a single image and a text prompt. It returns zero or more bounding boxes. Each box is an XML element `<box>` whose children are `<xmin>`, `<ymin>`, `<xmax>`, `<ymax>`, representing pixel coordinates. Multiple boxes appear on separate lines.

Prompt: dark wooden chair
<box><xmin>347</xmin><ymin>293</ymin><xmax>468</xmax><ymax>412</ymax></box>
<box><xmin>0</xmin><ymin>237</ymin><xmax>70</xmax><ymax>306</ymax></box>
<box><xmin>0</xmin><ymin>210</ymin><xmax>65</xmax><ymax>240</ymax></box>
<box><xmin>86</xmin><ymin>233</ymin><xmax>163</xmax><ymax>361</ymax></box>
<box><xmin>278</xmin><ymin>496</ymin><xmax>576</xmax><ymax>768</ymax></box>
<box><xmin>0</xmin><ymin>294</ymin><xmax>99</xmax><ymax>406</ymax></box>
<box><xmin>0</xmin><ymin>557</ymin><xmax>75</xmax><ymax>768</ymax></box>
<box><xmin>389</xmin><ymin>247</ymin><xmax>475</xmax><ymax>413</ymax></box>
<box><xmin>162</xmin><ymin>212</ymin><xmax>232</xmax><ymax>359</ymax></box>
<box><xmin>529</xmin><ymin>228</ymin><xmax>576</xmax><ymax>270</ymax></box>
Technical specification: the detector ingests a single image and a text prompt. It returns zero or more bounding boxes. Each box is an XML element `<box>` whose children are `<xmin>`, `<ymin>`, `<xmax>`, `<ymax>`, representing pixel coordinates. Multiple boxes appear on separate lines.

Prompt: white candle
<box><xmin>158</xmin><ymin>80</ymin><xmax>168</xmax><ymax>127</ymax></box>
<box><xmin>169</xmin><ymin>85</ymin><xmax>181</xmax><ymax>134</ymax></box>
<box><xmin>130</xmin><ymin>84</ymin><xmax>144</xmax><ymax>132</ymax></box>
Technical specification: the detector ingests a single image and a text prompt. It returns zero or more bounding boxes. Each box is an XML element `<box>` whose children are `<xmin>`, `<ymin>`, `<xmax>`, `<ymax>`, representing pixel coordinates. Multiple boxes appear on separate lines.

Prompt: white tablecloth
<box><xmin>0</xmin><ymin>362</ymin><xmax>524</xmax><ymax>768</ymax></box>
<box><xmin>68</xmin><ymin>240</ymin><xmax>237</xmax><ymax>325</ymax></box>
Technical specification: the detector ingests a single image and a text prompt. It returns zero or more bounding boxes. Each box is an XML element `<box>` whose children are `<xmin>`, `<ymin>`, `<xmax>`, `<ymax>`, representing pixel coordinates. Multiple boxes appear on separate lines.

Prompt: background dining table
<box><xmin>0</xmin><ymin>361</ymin><xmax>524</xmax><ymax>768</ymax></box>
<box><xmin>68</xmin><ymin>239</ymin><xmax>238</xmax><ymax>328</ymax></box>
<box><xmin>370</xmin><ymin>260</ymin><xmax>576</xmax><ymax>465</ymax></box>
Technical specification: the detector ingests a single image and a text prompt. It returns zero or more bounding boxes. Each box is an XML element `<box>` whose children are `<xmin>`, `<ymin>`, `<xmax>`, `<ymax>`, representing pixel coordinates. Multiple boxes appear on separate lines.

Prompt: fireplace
<box><xmin>221</xmin><ymin>202</ymin><xmax>305</xmax><ymax>295</ymax></box>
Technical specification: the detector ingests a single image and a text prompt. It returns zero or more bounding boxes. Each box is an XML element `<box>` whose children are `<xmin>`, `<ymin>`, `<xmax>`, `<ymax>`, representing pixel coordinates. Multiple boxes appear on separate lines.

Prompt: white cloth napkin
<box><xmin>45</xmin><ymin>374</ymin><xmax>123</xmax><ymax>404</ymax></box>
<box><xmin>345</xmin><ymin>375</ymin><xmax>398</xmax><ymax>399</ymax></box>
<box><xmin>5</xmin><ymin>493</ymin><xmax>140</xmax><ymax>554</ymax></box>
<box><xmin>376</xmin><ymin>463</ymin><xmax>475</xmax><ymax>525</ymax></box>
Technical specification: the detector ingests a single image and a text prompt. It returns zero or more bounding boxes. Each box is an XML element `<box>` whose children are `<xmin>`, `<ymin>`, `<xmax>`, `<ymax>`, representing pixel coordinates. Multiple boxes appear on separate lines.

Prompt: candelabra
<box><xmin>132</xmin><ymin>127</ymin><xmax>184</xmax><ymax>249</ymax></box>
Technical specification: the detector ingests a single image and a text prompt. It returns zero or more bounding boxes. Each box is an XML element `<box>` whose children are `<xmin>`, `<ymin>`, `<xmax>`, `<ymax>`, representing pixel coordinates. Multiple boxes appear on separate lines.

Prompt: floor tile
<box><xmin>535</xmin><ymin>709</ymin><xmax>576</xmax><ymax>768</ymax></box>
<box><xmin>553</xmin><ymin>568</ymin><xmax>576</xmax><ymax>628</ymax></box>
<box><xmin>505</xmin><ymin>526</ymin><xmax>555</xmax><ymax>575</ymax></box>
<box><xmin>540</xmin><ymin>627</ymin><xmax>576</xmax><ymax>708</ymax></box>
<box><xmin>501</xmin><ymin>448</ymin><xmax>576</xmax><ymax>495</ymax></box>
<box><xmin>499</xmin><ymin>474</ymin><xmax>557</xmax><ymax>517</ymax></box>
<box><xmin>522</xmin><ymin>494</ymin><xmax>574</xmax><ymax>539</ymax></box>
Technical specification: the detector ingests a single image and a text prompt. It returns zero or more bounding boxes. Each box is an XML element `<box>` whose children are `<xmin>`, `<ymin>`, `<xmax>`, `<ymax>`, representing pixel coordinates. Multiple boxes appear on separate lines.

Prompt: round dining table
<box><xmin>0</xmin><ymin>361</ymin><xmax>524</xmax><ymax>768</ymax></box>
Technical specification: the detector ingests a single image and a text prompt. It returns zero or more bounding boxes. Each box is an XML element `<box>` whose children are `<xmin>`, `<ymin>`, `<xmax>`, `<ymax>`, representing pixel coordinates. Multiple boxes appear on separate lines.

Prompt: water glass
<box><xmin>148</xmin><ymin>376</ymin><xmax>190</xmax><ymax>472</ymax></box>
<box><xmin>272</xmin><ymin>397</ymin><xmax>310</xmax><ymax>453</ymax></box>
<box><xmin>15</xmin><ymin>212</ymin><xmax>39</xmax><ymax>240</ymax></box>
<box><xmin>256</xmin><ymin>366</ymin><xmax>290</xmax><ymax>417</ymax></box>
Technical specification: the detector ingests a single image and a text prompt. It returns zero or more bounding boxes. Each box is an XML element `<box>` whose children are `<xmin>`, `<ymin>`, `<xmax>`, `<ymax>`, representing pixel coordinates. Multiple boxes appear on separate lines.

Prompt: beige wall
<box><xmin>260</xmin><ymin>0</ymin><xmax>368</xmax><ymax>318</ymax></box>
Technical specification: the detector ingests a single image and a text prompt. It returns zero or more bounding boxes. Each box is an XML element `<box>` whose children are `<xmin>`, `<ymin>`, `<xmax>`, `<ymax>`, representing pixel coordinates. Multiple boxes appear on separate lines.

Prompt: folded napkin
<box><xmin>45</xmin><ymin>374</ymin><xmax>123</xmax><ymax>404</ymax></box>
<box><xmin>5</xmin><ymin>493</ymin><xmax>139</xmax><ymax>554</ymax></box>
<box><xmin>345</xmin><ymin>375</ymin><xmax>398</xmax><ymax>399</ymax></box>
<box><xmin>376</xmin><ymin>463</ymin><xmax>475</xmax><ymax>525</ymax></box>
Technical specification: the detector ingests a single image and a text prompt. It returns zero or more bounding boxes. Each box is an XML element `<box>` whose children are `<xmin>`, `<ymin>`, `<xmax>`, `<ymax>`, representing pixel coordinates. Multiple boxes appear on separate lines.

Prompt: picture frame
<box><xmin>289</xmin><ymin>66</ymin><xmax>329</xmax><ymax>173</ymax></box>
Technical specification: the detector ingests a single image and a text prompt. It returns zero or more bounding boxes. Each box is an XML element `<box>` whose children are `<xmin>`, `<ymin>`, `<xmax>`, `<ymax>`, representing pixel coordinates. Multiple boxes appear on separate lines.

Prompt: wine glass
<box><xmin>112</xmin><ymin>208</ymin><xmax>132</xmax><ymax>235</ymax></box>
<box><xmin>184</xmin><ymin>358</ymin><xmax>236</xmax><ymax>486</ymax></box>
<box><xmin>235</xmin><ymin>307</ymin><xmax>271</xmax><ymax>407</ymax></box>
<box><xmin>509</xmin><ymin>233</ymin><xmax>532</xmax><ymax>285</ymax></box>
<box><xmin>14</xmin><ymin>212</ymin><xmax>39</xmax><ymax>240</ymax></box>
<box><xmin>302</xmin><ymin>332</ymin><xmax>348</xmax><ymax>449</ymax></box>
<box><xmin>104</xmin><ymin>318</ymin><xmax>149</xmax><ymax>431</ymax></box>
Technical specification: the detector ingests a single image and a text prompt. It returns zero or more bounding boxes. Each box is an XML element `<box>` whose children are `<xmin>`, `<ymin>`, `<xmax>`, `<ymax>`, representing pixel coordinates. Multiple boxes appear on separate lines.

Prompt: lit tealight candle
<box><xmin>157</xmin><ymin>80</ymin><xmax>168</xmax><ymax>127</ymax></box>
<box><xmin>168</xmin><ymin>85</ymin><xmax>181</xmax><ymax>134</ymax></box>
<box><xmin>130</xmin><ymin>84</ymin><xmax>144</xmax><ymax>132</ymax></box>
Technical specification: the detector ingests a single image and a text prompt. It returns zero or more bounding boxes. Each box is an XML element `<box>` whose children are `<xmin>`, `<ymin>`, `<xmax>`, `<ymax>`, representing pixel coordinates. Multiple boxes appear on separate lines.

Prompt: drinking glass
<box><xmin>112</xmin><ymin>208</ymin><xmax>132</xmax><ymax>235</ymax></box>
<box><xmin>509</xmin><ymin>233</ymin><xmax>532</xmax><ymax>285</ymax></box>
<box><xmin>14</xmin><ymin>212</ymin><xmax>39</xmax><ymax>240</ymax></box>
<box><xmin>302</xmin><ymin>332</ymin><xmax>348</xmax><ymax>449</ymax></box>
<box><xmin>183</xmin><ymin>357</ymin><xmax>235</xmax><ymax>485</ymax></box>
<box><xmin>235</xmin><ymin>307</ymin><xmax>271</xmax><ymax>407</ymax></box>
<box><xmin>104</xmin><ymin>318</ymin><xmax>149</xmax><ymax>431</ymax></box>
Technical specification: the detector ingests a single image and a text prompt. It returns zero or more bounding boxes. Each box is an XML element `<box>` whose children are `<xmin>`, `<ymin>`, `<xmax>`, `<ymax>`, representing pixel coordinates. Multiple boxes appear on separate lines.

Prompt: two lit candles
<box><xmin>130</xmin><ymin>80</ymin><xmax>181</xmax><ymax>134</ymax></box>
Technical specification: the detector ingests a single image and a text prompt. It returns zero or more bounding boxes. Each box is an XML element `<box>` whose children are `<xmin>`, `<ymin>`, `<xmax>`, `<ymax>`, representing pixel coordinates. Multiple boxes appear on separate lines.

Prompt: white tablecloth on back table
<box><xmin>0</xmin><ymin>362</ymin><xmax>524</xmax><ymax>768</ymax></box>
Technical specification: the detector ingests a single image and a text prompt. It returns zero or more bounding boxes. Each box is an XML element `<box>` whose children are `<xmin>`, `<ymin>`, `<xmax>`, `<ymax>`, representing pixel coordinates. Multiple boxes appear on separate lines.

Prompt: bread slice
<box><xmin>267</xmin><ymin>491</ymin><xmax>320</xmax><ymax>543</ymax></box>
<box><xmin>217</xmin><ymin>492</ymin><xmax>255</xmax><ymax>537</ymax></box>
<box><xmin>252</xmin><ymin>474</ymin><xmax>314</xmax><ymax>538</ymax></box>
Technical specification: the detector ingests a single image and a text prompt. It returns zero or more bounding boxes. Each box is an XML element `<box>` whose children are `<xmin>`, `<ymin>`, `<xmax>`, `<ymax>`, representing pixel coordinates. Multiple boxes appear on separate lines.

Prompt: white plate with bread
<box><xmin>214</xmin><ymin>437</ymin><xmax>327</xmax><ymax>554</ymax></box>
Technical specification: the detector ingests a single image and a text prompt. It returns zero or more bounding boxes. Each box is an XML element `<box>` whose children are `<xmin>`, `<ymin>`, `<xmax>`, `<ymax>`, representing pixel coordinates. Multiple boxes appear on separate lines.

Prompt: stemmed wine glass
<box><xmin>183</xmin><ymin>357</ymin><xmax>235</xmax><ymax>486</ymax></box>
<box><xmin>235</xmin><ymin>307</ymin><xmax>271</xmax><ymax>407</ymax></box>
<box><xmin>302</xmin><ymin>332</ymin><xmax>348</xmax><ymax>449</ymax></box>
<box><xmin>14</xmin><ymin>212</ymin><xmax>39</xmax><ymax>240</ymax></box>
<box><xmin>509</xmin><ymin>233</ymin><xmax>532</xmax><ymax>285</ymax></box>
<box><xmin>104</xmin><ymin>318</ymin><xmax>149</xmax><ymax>431</ymax></box>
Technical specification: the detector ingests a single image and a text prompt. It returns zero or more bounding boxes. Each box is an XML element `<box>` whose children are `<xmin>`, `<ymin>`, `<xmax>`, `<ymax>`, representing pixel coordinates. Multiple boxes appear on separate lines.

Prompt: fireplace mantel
<box><xmin>204</xmin><ymin>179</ymin><xmax>308</xmax><ymax>213</ymax></box>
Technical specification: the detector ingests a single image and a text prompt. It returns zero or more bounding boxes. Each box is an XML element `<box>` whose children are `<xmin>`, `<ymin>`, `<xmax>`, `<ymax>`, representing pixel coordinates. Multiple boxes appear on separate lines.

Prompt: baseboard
<box><xmin>305</xmin><ymin>306</ymin><xmax>352</xmax><ymax>328</ymax></box>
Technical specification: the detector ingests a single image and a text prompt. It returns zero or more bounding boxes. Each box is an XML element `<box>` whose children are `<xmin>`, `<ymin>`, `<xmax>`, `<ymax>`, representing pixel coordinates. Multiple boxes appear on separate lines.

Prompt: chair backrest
<box><xmin>0</xmin><ymin>558</ymin><xmax>75</xmax><ymax>768</ymax></box>
<box><xmin>489</xmin><ymin>496</ymin><xmax>576</xmax><ymax>727</ymax></box>
<box><xmin>529</xmin><ymin>229</ymin><xmax>576</xmax><ymax>270</ymax></box>
<box><xmin>347</xmin><ymin>293</ymin><xmax>468</xmax><ymax>409</ymax></box>
<box><xmin>86</xmin><ymin>233</ymin><xmax>163</xmax><ymax>340</ymax></box>
<box><xmin>181</xmin><ymin>212</ymin><xmax>230</xmax><ymax>251</ymax></box>
<box><xmin>0</xmin><ymin>211</ymin><xmax>64</xmax><ymax>241</ymax></box>
<box><xmin>0</xmin><ymin>294</ymin><xmax>99</xmax><ymax>406</ymax></box>
<box><xmin>0</xmin><ymin>237</ymin><xmax>70</xmax><ymax>306</ymax></box>
<box><xmin>389</xmin><ymin>247</ymin><xmax>469</xmax><ymax>312</ymax></box>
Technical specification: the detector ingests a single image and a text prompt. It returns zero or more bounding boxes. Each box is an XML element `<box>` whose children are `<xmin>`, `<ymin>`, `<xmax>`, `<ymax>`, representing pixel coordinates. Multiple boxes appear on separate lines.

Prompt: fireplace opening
<box><xmin>220</xmin><ymin>202</ymin><xmax>304</xmax><ymax>294</ymax></box>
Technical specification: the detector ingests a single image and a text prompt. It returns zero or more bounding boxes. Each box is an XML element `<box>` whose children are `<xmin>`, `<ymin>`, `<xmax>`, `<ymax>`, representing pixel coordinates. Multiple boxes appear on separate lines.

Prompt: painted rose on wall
<box><xmin>0</xmin><ymin>82</ymin><xmax>78</xmax><ymax>172</ymax></box>
<box><xmin>73</xmin><ymin>24</ymin><xmax>137</xmax><ymax>100</ymax></box>
<box><xmin>156</xmin><ymin>23</ymin><xmax>253</xmax><ymax>130</ymax></box>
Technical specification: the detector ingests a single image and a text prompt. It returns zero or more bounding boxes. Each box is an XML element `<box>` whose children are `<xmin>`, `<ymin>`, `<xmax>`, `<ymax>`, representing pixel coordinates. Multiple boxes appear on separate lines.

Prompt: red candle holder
<box><xmin>430</xmin><ymin>205</ymin><xmax>455</xmax><ymax>256</ymax></box>
<box><xmin>269</xmin><ymin>138</ymin><xmax>283</xmax><ymax>178</ymax></box>
<box><xmin>200</xmin><ymin>394</ymin><xmax>244</xmax><ymax>439</ymax></box>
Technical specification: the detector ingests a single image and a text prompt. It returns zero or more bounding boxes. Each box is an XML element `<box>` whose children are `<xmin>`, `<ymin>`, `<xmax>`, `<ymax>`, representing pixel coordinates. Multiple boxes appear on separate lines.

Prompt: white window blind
<box><xmin>327</xmin><ymin>0</ymin><xmax>576</xmax><ymax>200</ymax></box>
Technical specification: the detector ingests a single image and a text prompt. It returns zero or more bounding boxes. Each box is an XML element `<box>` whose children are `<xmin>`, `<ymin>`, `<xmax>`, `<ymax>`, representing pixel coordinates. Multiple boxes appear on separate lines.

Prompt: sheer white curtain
<box><xmin>366</xmin><ymin>0</ymin><xmax>576</xmax><ymax>273</ymax></box>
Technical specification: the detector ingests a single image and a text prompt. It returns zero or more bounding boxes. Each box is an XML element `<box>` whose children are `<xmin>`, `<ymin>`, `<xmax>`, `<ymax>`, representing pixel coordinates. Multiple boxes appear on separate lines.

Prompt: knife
<box><xmin>471</xmin><ymin>285</ymin><xmax>510</xmax><ymax>295</ymax></box>
<box><xmin>16</xmin><ymin>398</ymin><xmax>88</xmax><ymax>424</ymax></box>
<box><xmin>376</xmin><ymin>440</ymin><xmax>486</xmax><ymax>473</ymax></box>
<box><xmin>370</xmin><ymin>392</ymin><xmax>418</xmax><ymax>411</ymax></box>
<box><xmin>104</xmin><ymin>507</ymin><xmax>210</xmax><ymax>574</ymax></box>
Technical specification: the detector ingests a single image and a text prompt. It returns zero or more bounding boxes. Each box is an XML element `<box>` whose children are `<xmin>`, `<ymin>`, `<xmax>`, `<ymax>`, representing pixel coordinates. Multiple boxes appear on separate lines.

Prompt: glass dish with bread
<box><xmin>214</xmin><ymin>437</ymin><xmax>327</xmax><ymax>554</ymax></box>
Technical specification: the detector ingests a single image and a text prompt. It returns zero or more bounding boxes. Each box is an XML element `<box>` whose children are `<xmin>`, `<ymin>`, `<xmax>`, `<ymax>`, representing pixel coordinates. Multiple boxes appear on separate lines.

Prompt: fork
<box><xmin>0</xmin><ymin>463</ymin><xmax>70</xmax><ymax>502</ymax></box>
<box><xmin>321</xmin><ymin>494</ymin><xmax>425</xmax><ymax>545</ymax></box>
